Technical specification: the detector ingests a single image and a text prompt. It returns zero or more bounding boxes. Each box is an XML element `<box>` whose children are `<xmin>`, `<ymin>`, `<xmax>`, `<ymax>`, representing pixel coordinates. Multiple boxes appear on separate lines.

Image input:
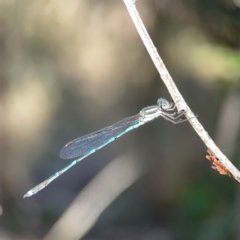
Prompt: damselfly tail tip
<box><xmin>23</xmin><ymin>193</ymin><xmax>29</xmax><ymax>198</ymax></box>
<box><xmin>23</xmin><ymin>191</ymin><xmax>33</xmax><ymax>198</ymax></box>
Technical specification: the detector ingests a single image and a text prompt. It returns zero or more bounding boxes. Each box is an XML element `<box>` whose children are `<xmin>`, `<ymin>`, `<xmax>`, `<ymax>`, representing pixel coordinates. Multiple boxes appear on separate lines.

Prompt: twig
<box><xmin>123</xmin><ymin>0</ymin><xmax>240</xmax><ymax>183</ymax></box>
<box><xmin>206</xmin><ymin>150</ymin><xmax>229</xmax><ymax>175</ymax></box>
<box><xmin>206</xmin><ymin>150</ymin><xmax>240</xmax><ymax>184</ymax></box>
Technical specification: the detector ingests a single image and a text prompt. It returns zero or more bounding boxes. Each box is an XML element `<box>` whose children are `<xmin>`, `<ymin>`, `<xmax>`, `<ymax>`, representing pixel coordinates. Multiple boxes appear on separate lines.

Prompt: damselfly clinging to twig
<box><xmin>24</xmin><ymin>98</ymin><xmax>187</xmax><ymax>198</ymax></box>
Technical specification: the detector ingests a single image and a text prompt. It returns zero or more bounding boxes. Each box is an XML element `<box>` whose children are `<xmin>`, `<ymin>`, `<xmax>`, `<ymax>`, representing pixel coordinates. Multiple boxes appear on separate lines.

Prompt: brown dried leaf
<box><xmin>206</xmin><ymin>150</ymin><xmax>229</xmax><ymax>175</ymax></box>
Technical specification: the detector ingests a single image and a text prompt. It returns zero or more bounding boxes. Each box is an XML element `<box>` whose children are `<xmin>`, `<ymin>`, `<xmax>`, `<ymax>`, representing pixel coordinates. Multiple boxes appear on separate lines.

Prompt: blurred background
<box><xmin>0</xmin><ymin>0</ymin><xmax>240</xmax><ymax>239</ymax></box>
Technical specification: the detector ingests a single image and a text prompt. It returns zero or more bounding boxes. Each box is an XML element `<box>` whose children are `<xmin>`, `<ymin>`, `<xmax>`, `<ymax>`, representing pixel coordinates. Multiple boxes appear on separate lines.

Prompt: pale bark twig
<box><xmin>123</xmin><ymin>0</ymin><xmax>240</xmax><ymax>183</ymax></box>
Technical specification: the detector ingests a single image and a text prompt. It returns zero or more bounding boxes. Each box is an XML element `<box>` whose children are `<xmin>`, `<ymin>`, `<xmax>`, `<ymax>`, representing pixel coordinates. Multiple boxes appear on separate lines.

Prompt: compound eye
<box><xmin>157</xmin><ymin>98</ymin><xmax>170</xmax><ymax>110</ymax></box>
<box><xmin>157</xmin><ymin>98</ymin><xmax>164</xmax><ymax>106</ymax></box>
<box><xmin>162</xmin><ymin>101</ymin><xmax>167</xmax><ymax>107</ymax></box>
<box><xmin>161</xmin><ymin>101</ymin><xmax>170</xmax><ymax>110</ymax></box>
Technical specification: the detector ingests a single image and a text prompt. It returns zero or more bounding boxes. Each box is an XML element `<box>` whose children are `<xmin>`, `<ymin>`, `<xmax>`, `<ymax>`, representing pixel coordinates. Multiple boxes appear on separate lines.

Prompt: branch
<box><xmin>123</xmin><ymin>0</ymin><xmax>240</xmax><ymax>183</ymax></box>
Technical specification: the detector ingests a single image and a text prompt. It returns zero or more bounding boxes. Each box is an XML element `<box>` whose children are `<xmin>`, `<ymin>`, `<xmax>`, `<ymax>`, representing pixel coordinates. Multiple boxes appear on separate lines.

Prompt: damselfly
<box><xmin>24</xmin><ymin>98</ymin><xmax>187</xmax><ymax>198</ymax></box>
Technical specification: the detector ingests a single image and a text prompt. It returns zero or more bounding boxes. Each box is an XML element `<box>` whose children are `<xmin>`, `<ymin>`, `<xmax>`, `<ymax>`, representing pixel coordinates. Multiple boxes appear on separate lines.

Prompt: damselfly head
<box><xmin>157</xmin><ymin>98</ymin><xmax>170</xmax><ymax>110</ymax></box>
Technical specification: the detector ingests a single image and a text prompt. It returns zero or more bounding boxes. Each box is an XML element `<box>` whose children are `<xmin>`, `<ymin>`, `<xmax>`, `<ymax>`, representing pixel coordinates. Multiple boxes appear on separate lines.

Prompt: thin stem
<box><xmin>123</xmin><ymin>0</ymin><xmax>240</xmax><ymax>183</ymax></box>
